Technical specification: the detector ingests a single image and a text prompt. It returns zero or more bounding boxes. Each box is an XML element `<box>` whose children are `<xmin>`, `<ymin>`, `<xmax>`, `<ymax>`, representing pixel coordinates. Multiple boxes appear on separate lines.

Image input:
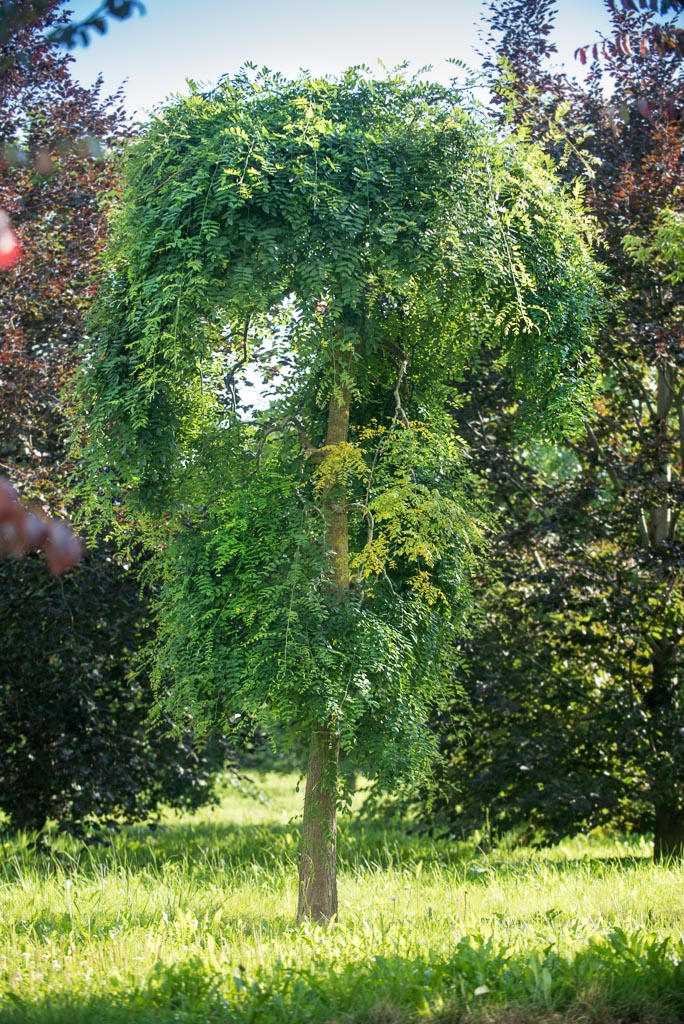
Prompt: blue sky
<box><xmin>61</xmin><ymin>0</ymin><xmax>614</xmax><ymax>119</ymax></box>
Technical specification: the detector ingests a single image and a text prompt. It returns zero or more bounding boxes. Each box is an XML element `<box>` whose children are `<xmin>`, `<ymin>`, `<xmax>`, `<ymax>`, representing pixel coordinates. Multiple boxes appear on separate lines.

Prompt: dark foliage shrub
<box><xmin>0</xmin><ymin>550</ymin><xmax>231</xmax><ymax>837</ymax></box>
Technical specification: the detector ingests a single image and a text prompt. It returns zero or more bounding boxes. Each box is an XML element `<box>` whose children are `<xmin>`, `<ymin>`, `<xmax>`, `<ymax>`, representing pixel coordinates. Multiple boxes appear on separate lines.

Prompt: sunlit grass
<box><xmin>0</xmin><ymin>772</ymin><xmax>682</xmax><ymax>1023</ymax></box>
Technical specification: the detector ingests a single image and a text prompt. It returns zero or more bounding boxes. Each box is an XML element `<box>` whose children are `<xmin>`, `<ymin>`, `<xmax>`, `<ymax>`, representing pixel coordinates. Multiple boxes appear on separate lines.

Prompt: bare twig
<box><xmin>223</xmin><ymin>316</ymin><xmax>251</xmax><ymax>413</ymax></box>
<box><xmin>393</xmin><ymin>357</ymin><xmax>410</xmax><ymax>430</ymax></box>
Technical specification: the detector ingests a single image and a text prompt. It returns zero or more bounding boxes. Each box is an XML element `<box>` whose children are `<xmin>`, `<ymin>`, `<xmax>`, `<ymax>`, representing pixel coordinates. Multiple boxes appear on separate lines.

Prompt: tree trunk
<box><xmin>650</xmin><ymin>365</ymin><xmax>674</xmax><ymax>546</ymax></box>
<box><xmin>297</xmin><ymin>354</ymin><xmax>352</xmax><ymax>923</ymax></box>
<box><xmin>297</xmin><ymin>726</ymin><xmax>340</xmax><ymax>921</ymax></box>
<box><xmin>648</xmin><ymin>637</ymin><xmax>682</xmax><ymax>861</ymax></box>
<box><xmin>645</xmin><ymin>365</ymin><xmax>682</xmax><ymax>861</ymax></box>
<box><xmin>654</xmin><ymin>802</ymin><xmax>684</xmax><ymax>861</ymax></box>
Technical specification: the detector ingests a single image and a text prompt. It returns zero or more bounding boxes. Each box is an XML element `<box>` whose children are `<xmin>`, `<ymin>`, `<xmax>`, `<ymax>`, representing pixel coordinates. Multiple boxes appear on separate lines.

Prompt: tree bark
<box><xmin>643</xmin><ymin>364</ymin><xmax>683</xmax><ymax>861</ymax></box>
<box><xmin>643</xmin><ymin>364</ymin><xmax>679</xmax><ymax>860</ymax></box>
<box><xmin>297</xmin><ymin>358</ymin><xmax>352</xmax><ymax>923</ymax></box>
<box><xmin>648</xmin><ymin>638</ymin><xmax>683</xmax><ymax>862</ymax></box>
<box><xmin>650</xmin><ymin>365</ymin><xmax>674</xmax><ymax>546</ymax></box>
<box><xmin>297</xmin><ymin>727</ymin><xmax>340</xmax><ymax>921</ymax></box>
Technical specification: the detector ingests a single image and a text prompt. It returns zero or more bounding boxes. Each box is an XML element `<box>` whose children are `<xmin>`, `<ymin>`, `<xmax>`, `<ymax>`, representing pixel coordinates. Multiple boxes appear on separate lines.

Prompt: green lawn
<box><xmin>0</xmin><ymin>772</ymin><xmax>682</xmax><ymax>1023</ymax></box>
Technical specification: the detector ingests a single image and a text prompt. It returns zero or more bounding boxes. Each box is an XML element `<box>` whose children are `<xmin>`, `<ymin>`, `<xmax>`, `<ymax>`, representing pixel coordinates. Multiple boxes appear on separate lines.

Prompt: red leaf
<box><xmin>1</xmin><ymin>477</ymin><xmax>82</xmax><ymax>574</ymax></box>
<box><xmin>0</xmin><ymin>211</ymin><xmax>21</xmax><ymax>271</ymax></box>
<box><xmin>0</xmin><ymin>477</ymin><xmax>19</xmax><ymax>517</ymax></box>
<box><xmin>619</xmin><ymin>32</ymin><xmax>633</xmax><ymax>56</ymax></box>
<box><xmin>21</xmin><ymin>513</ymin><xmax>49</xmax><ymax>551</ymax></box>
<box><xmin>45</xmin><ymin>522</ymin><xmax>84</xmax><ymax>576</ymax></box>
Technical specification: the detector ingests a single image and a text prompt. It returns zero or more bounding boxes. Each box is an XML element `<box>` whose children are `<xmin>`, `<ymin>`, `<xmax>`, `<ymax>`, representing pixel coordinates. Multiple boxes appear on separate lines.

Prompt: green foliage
<box><xmin>149</xmin><ymin>420</ymin><xmax>478</xmax><ymax>785</ymax></box>
<box><xmin>624</xmin><ymin>206</ymin><xmax>684</xmax><ymax>282</ymax></box>
<box><xmin>75</xmin><ymin>67</ymin><xmax>599</xmax><ymax>507</ymax></box>
<box><xmin>72</xmin><ymin>67</ymin><xmax>601</xmax><ymax>791</ymax></box>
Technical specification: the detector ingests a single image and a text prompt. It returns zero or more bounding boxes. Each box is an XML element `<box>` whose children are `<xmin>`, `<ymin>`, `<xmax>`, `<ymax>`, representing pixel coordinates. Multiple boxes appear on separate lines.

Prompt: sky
<box><xmin>60</xmin><ymin>0</ymin><xmax>615</xmax><ymax>121</ymax></box>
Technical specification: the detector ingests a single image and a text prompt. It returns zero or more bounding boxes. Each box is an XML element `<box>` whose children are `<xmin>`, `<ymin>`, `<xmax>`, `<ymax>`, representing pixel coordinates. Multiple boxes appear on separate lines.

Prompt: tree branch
<box><xmin>223</xmin><ymin>316</ymin><xmax>251</xmax><ymax>413</ymax></box>
<box><xmin>255</xmin><ymin>415</ymin><xmax>323</xmax><ymax>466</ymax></box>
<box><xmin>393</xmin><ymin>357</ymin><xmax>411</xmax><ymax>430</ymax></box>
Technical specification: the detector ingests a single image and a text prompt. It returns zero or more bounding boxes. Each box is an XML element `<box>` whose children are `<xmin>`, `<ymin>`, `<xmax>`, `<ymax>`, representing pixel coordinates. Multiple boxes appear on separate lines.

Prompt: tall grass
<box><xmin>0</xmin><ymin>772</ymin><xmax>682</xmax><ymax>1023</ymax></box>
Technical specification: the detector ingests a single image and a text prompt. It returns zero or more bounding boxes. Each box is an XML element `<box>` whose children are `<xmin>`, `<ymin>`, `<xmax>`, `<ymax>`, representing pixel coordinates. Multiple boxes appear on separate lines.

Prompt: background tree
<box><xmin>0</xmin><ymin>1</ymin><xmax>145</xmax><ymax>51</ymax></box>
<box><xmin>426</xmin><ymin>371</ymin><xmax>660</xmax><ymax>846</ymax></box>
<box><xmin>0</xmin><ymin>549</ymin><xmax>231</xmax><ymax>838</ymax></box>
<box><xmin>72</xmin><ymin>67</ymin><xmax>600</xmax><ymax>921</ymax></box>
<box><xmin>0</xmin><ymin>3</ymin><xmax>229</xmax><ymax>839</ymax></box>
<box><xmin>427</xmin><ymin>0</ymin><xmax>684</xmax><ymax>858</ymax></box>
<box><xmin>0</xmin><ymin>2</ymin><xmax>128</xmax><ymax>500</ymax></box>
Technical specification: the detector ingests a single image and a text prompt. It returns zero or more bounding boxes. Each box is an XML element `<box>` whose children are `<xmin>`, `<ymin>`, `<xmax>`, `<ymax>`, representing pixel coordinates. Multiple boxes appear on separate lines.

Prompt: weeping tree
<box><xmin>73</xmin><ymin>67</ymin><xmax>600</xmax><ymax>922</ymax></box>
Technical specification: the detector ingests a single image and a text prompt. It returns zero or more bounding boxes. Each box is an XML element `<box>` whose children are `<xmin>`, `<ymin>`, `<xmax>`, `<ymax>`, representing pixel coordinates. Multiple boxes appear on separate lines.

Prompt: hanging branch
<box><xmin>348</xmin><ymin>502</ymin><xmax>375</xmax><ymax>548</ymax></box>
<box><xmin>363</xmin><ymin>347</ymin><xmax>412</xmax><ymax>512</ymax></box>
<box><xmin>47</xmin><ymin>1</ymin><xmax>146</xmax><ymax>49</ymax></box>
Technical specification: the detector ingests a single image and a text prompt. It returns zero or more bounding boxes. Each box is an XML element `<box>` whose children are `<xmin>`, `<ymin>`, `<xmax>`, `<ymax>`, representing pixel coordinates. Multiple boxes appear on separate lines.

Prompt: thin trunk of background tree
<box><xmin>648</xmin><ymin>365</ymin><xmax>683</xmax><ymax>860</ymax></box>
<box><xmin>297</xmin><ymin>366</ymin><xmax>351</xmax><ymax>923</ymax></box>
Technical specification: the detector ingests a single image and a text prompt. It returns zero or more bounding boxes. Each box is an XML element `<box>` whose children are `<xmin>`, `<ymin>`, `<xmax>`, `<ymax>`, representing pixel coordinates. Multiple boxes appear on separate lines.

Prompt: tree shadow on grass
<box><xmin>3</xmin><ymin>929</ymin><xmax>684</xmax><ymax>1024</ymax></box>
<box><xmin>1</xmin><ymin>805</ymin><xmax>479</xmax><ymax>886</ymax></box>
<box><xmin>0</xmin><ymin>801</ymin><xmax>654</xmax><ymax>900</ymax></box>
<box><xmin>112</xmin><ymin>810</ymin><xmax>479</xmax><ymax>876</ymax></box>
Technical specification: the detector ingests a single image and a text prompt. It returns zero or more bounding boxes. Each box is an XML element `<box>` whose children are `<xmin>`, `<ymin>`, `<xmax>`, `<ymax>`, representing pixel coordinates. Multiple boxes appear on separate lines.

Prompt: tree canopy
<box><xmin>73</xmin><ymin>67</ymin><xmax>601</xmax><ymax>919</ymax></box>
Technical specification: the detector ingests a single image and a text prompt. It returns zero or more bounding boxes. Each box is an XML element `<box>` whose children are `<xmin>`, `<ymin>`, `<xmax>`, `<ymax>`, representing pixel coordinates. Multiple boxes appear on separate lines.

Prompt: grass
<box><xmin>0</xmin><ymin>772</ymin><xmax>683</xmax><ymax>1023</ymax></box>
